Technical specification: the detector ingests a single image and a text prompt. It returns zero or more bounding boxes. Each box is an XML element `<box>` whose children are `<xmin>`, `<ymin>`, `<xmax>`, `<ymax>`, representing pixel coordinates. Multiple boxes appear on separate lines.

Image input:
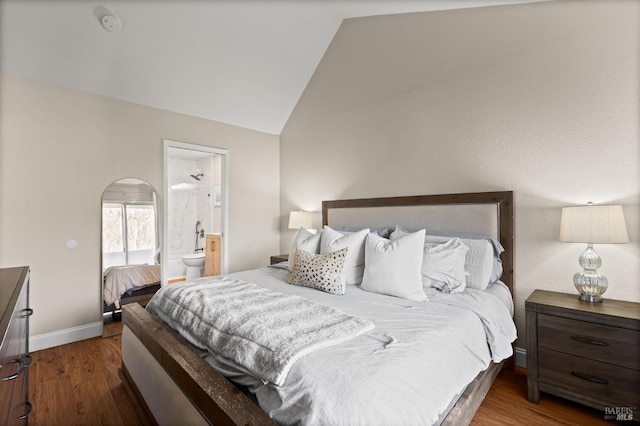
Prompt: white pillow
<box><xmin>360</xmin><ymin>230</ymin><xmax>427</xmax><ymax>301</ymax></box>
<box><xmin>288</xmin><ymin>248</ymin><xmax>348</xmax><ymax>295</ymax></box>
<box><xmin>424</xmin><ymin>234</ymin><xmax>493</xmax><ymax>290</ymax></box>
<box><xmin>320</xmin><ymin>226</ymin><xmax>369</xmax><ymax>285</ymax></box>
<box><xmin>288</xmin><ymin>228</ymin><xmax>322</xmax><ymax>271</ymax></box>
<box><xmin>392</xmin><ymin>228</ymin><xmax>494</xmax><ymax>291</ymax></box>
<box><xmin>421</xmin><ymin>238</ymin><xmax>469</xmax><ymax>293</ymax></box>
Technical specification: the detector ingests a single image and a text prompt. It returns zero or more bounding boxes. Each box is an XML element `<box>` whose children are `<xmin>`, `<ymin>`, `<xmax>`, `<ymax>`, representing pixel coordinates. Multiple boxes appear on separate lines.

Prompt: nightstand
<box><xmin>270</xmin><ymin>254</ymin><xmax>288</xmax><ymax>265</ymax></box>
<box><xmin>526</xmin><ymin>290</ymin><xmax>640</xmax><ymax>420</ymax></box>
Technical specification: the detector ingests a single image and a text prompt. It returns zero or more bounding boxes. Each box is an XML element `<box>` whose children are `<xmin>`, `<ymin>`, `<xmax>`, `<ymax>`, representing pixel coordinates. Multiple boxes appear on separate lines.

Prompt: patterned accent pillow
<box><xmin>288</xmin><ymin>248</ymin><xmax>348</xmax><ymax>295</ymax></box>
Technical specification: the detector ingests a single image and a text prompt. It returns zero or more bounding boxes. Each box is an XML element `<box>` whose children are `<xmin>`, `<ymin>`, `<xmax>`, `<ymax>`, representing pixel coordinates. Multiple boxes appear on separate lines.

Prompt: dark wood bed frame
<box><xmin>104</xmin><ymin>283</ymin><xmax>160</xmax><ymax>314</ymax></box>
<box><xmin>120</xmin><ymin>191</ymin><xmax>514</xmax><ymax>425</ymax></box>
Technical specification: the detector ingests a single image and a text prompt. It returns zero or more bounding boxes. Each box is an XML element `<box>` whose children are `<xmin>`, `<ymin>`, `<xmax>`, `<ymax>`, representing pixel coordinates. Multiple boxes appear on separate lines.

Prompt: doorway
<box><xmin>163</xmin><ymin>140</ymin><xmax>228</xmax><ymax>285</ymax></box>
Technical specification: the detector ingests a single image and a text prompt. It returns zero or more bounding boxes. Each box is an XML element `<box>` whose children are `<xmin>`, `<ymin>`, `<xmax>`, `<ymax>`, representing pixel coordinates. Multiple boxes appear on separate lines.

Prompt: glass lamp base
<box><xmin>573</xmin><ymin>244</ymin><xmax>608</xmax><ymax>303</ymax></box>
<box><xmin>574</xmin><ymin>272</ymin><xmax>607</xmax><ymax>302</ymax></box>
<box><xmin>577</xmin><ymin>293</ymin><xmax>603</xmax><ymax>303</ymax></box>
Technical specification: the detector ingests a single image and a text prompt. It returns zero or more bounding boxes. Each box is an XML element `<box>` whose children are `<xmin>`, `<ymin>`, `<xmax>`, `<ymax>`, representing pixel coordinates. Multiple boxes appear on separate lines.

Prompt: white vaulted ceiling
<box><xmin>0</xmin><ymin>0</ymin><xmax>546</xmax><ymax>135</ymax></box>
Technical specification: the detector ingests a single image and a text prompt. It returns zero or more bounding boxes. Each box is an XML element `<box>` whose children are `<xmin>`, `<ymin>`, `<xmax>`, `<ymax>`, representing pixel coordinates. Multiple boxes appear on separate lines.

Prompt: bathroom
<box><xmin>166</xmin><ymin>148</ymin><xmax>222</xmax><ymax>281</ymax></box>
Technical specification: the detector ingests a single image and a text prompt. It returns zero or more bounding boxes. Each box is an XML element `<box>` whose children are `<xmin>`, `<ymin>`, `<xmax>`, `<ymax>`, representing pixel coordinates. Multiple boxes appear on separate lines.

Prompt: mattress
<box><xmin>151</xmin><ymin>265</ymin><xmax>516</xmax><ymax>425</ymax></box>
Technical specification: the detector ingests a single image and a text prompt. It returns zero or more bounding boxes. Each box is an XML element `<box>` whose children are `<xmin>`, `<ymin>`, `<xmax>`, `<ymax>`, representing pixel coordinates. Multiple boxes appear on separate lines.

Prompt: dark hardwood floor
<box><xmin>29</xmin><ymin>328</ymin><xmax>140</xmax><ymax>426</ymax></box>
<box><xmin>29</xmin><ymin>324</ymin><xmax>613</xmax><ymax>425</ymax></box>
<box><xmin>472</xmin><ymin>368</ymin><xmax>611</xmax><ymax>426</ymax></box>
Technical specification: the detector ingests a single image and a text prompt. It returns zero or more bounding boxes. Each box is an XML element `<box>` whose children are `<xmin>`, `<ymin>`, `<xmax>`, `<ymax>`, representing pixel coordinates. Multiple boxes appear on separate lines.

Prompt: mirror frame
<box><xmin>100</xmin><ymin>177</ymin><xmax>160</xmax><ymax>326</ymax></box>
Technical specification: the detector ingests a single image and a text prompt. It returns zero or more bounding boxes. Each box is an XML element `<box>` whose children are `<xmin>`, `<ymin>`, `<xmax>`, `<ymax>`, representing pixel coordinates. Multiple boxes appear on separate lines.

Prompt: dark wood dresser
<box><xmin>526</xmin><ymin>290</ymin><xmax>640</xmax><ymax>421</ymax></box>
<box><xmin>0</xmin><ymin>267</ymin><xmax>32</xmax><ymax>425</ymax></box>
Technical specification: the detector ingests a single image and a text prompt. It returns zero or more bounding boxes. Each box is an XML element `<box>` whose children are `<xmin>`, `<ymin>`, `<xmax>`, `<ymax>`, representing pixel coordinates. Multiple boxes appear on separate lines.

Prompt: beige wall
<box><xmin>280</xmin><ymin>0</ymin><xmax>640</xmax><ymax>350</ymax></box>
<box><xmin>0</xmin><ymin>73</ymin><xmax>280</xmax><ymax>341</ymax></box>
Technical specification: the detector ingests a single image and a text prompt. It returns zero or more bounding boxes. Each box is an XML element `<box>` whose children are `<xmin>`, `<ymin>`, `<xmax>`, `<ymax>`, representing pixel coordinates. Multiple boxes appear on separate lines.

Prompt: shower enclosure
<box><xmin>164</xmin><ymin>141</ymin><xmax>226</xmax><ymax>283</ymax></box>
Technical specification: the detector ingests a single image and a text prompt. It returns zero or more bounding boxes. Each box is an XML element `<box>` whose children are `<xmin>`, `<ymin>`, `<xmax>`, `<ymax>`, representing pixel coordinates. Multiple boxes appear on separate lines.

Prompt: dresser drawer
<box><xmin>0</xmin><ymin>267</ymin><xmax>31</xmax><ymax>426</ymax></box>
<box><xmin>538</xmin><ymin>314</ymin><xmax>640</xmax><ymax>371</ymax></box>
<box><xmin>539</xmin><ymin>348</ymin><xmax>640</xmax><ymax>407</ymax></box>
<box><xmin>8</xmin><ymin>366</ymin><xmax>29</xmax><ymax>425</ymax></box>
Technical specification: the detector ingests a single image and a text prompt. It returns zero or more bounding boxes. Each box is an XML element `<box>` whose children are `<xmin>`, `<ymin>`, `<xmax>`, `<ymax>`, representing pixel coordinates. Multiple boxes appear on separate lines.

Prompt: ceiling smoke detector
<box><xmin>101</xmin><ymin>13</ymin><xmax>121</xmax><ymax>32</ymax></box>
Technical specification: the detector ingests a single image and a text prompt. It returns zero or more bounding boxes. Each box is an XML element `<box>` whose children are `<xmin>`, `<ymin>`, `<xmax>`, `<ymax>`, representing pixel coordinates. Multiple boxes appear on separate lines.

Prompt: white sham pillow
<box><xmin>361</xmin><ymin>230</ymin><xmax>427</xmax><ymax>301</ymax></box>
<box><xmin>320</xmin><ymin>226</ymin><xmax>369</xmax><ymax>285</ymax></box>
<box><xmin>288</xmin><ymin>228</ymin><xmax>322</xmax><ymax>271</ymax></box>
<box><xmin>421</xmin><ymin>238</ymin><xmax>469</xmax><ymax>293</ymax></box>
<box><xmin>424</xmin><ymin>234</ymin><xmax>493</xmax><ymax>290</ymax></box>
<box><xmin>423</xmin><ymin>230</ymin><xmax>504</xmax><ymax>284</ymax></box>
<box><xmin>392</xmin><ymin>228</ymin><xmax>494</xmax><ymax>291</ymax></box>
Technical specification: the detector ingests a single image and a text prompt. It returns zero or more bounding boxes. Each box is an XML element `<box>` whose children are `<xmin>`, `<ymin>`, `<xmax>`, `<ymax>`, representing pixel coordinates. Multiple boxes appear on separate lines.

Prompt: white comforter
<box><xmin>176</xmin><ymin>266</ymin><xmax>516</xmax><ymax>426</ymax></box>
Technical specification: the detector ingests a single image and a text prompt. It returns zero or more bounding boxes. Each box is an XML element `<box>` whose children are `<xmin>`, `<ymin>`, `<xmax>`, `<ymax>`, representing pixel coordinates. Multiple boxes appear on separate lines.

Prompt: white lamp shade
<box><xmin>559</xmin><ymin>204</ymin><xmax>629</xmax><ymax>244</ymax></box>
<box><xmin>288</xmin><ymin>211</ymin><xmax>313</xmax><ymax>230</ymax></box>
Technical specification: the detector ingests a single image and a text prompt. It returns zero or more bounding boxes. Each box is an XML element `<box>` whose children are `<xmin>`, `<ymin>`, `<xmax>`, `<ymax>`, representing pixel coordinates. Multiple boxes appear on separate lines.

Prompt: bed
<box><xmin>103</xmin><ymin>264</ymin><xmax>161</xmax><ymax>311</ymax></box>
<box><xmin>120</xmin><ymin>191</ymin><xmax>515</xmax><ymax>425</ymax></box>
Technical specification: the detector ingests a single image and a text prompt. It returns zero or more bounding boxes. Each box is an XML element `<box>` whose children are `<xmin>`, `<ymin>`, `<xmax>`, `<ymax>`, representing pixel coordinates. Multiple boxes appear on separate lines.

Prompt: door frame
<box><xmin>162</xmin><ymin>139</ymin><xmax>229</xmax><ymax>285</ymax></box>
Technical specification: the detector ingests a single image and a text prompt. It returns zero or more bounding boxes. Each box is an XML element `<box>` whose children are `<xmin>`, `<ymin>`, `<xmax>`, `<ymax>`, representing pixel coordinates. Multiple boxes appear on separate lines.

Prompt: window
<box><xmin>102</xmin><ymin>202</ymin><xmax>156</xmax><ymax>267</ymax></box>
<box><xmin>103</xmin><ymin>203</ymin><xmax>124</xmax><ymax>254</ymax></box>
<box><xmin>125</xmin><ymin>204</ymin><xmax>156</xmax><ymax>251</ymax></box>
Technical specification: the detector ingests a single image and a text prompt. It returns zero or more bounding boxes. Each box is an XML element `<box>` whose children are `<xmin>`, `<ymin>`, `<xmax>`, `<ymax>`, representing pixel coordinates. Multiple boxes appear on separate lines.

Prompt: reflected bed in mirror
<box><xmin>101</xmin><ymin>178</ymin><xmax>160</xmax><ymax>327</ymax></box>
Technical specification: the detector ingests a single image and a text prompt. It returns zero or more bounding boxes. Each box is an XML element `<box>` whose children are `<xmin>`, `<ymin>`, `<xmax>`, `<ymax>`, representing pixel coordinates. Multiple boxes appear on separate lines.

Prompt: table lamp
<box><xmin>288</xmin><ymin>211</ymin><xmax>313</xmax><ymax>230</ymax></box>
<box><xmin>559</xmin><ymin>203</ymin><xmax>629</xmax><ymax>302</ymax></box>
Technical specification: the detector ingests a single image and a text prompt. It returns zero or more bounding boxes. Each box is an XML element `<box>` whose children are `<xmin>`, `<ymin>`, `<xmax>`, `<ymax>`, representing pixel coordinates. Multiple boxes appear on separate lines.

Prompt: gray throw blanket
<box><xmin>146</xmin><ymin>277</ymin><xmax>375</xmax><ymax>386</ymax></box>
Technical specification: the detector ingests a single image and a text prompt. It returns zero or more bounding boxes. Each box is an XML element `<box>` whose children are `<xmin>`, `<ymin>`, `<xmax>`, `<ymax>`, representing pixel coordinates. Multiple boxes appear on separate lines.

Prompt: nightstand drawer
<box><xmin>270</xmin><ymin>254</ymin><xmax>288</xmax><ymax>265</ymax></box>
<box><xmin>538</xmin><ymin>314</ymin><xmax>640</xmax><ymax>371</ymax></box>
<box><xmin>539</xmin><ymin>348</ymin><xmax>640</xmax><ymax>407</ymax></box>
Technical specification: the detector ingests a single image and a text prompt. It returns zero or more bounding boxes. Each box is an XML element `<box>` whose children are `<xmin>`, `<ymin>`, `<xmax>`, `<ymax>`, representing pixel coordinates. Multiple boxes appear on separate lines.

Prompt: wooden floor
<box><xmin>471</xmin><ymin>369</ymin><xmax>610</xmax><ymax>426</ymax></box>
<box><xmin>29</xmin><ymin>329</ymin><xmax>140</xmax><ymax>426</ymax></box>
<box><xmin>29</xmin><ymin>323</ymin><xmax>612</xmax><ymax>425</ymax></box>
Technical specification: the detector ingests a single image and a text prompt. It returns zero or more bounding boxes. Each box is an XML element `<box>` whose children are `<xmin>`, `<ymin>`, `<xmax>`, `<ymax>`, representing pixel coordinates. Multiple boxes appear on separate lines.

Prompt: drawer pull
<box><xmin>570</xmin><ymin>335</ymin><xmax>608</xmax><ymax>346</ymax></box>
<box><xmin>571</xmin><ymin>371</ymin><xmax>609</xmax><ymax>385</ymax></box>
<box><xmin>0</xmin><ymin>357</ymin><xmax>24</xmax><ymax>381</ymax></box>
<box><xmin>21</xmin><ymin>308</ymin><xmax>34</xmax><ymax>318</ymax></box>
<box><xmin>15</xmin><ymin>401</ymin><xmax>32</xmax><ymax>420</ymax></box>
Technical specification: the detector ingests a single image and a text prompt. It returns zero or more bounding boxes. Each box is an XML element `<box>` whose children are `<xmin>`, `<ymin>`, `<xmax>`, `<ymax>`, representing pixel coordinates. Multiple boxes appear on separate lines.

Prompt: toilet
<box><xmin>182</xmin><ymin>253</ymin><xmax>205</xmax><ymax>280</ymax></box>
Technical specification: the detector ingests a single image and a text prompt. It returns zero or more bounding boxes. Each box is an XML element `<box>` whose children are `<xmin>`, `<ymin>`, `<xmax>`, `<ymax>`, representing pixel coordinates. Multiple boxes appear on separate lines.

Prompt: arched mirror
<box><xmin>101</xmin><ymin>178</ymin><xmax>160</xmax><ymax>333</ymax></box>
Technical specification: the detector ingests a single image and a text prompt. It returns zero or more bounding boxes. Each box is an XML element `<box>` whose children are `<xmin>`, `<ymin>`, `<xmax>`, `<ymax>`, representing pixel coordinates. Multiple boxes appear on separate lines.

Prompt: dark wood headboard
<box><xmin>322</xmin><ymin>191</ymin><xmax>514</xmax><ymax>295</ymax></box>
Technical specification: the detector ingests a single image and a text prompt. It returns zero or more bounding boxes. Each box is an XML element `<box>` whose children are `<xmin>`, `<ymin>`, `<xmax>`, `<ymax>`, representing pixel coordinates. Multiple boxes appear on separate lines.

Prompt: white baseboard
<box><xmin>30</xmin><ymin>321</ymin><xmax>102</xmax><ymax>352</ymax></box>
<box><xmin>515</xmin><ymin>346</ymin><xmax>526</xmax><ymax>368</ymax></box>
